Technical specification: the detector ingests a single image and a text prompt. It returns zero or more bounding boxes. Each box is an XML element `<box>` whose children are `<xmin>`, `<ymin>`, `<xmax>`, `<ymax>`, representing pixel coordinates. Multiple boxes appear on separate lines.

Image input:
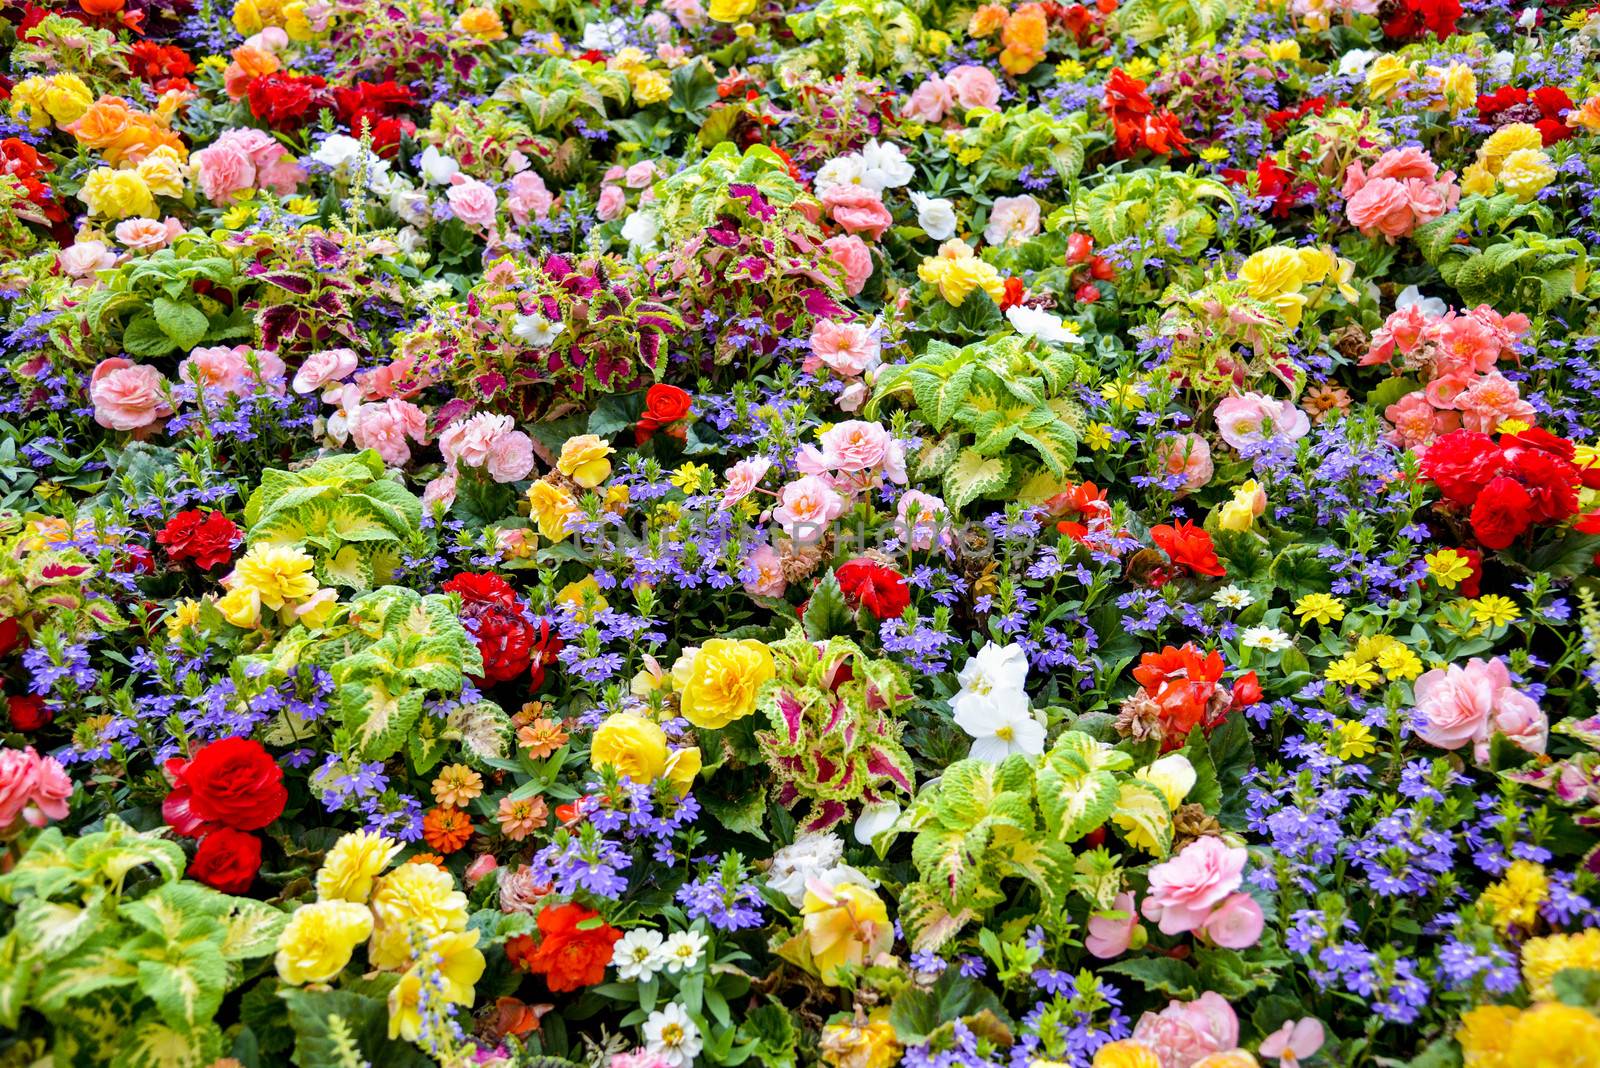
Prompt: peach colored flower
<box><xmin>823</xmin><ymin>234</ymin><xmax>874</xmax><ymax>295</ymax></box>
<box><xmin>821</xmin><ymin>185</ymin><xmax>893</xmax><ymax>240</ymax></box>
<box><xmin>806</xmin><ymin>319</ymin><xmax>878</xmax><ymax>377</ymax></box>
<box><xmin>90</xmin><ymin>358</ymin><xmax>172</xmax><ymax>432</ymax></box>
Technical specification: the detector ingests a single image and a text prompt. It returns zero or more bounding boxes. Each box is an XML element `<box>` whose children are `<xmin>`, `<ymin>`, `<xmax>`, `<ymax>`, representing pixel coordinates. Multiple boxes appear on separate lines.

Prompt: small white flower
<box><xmin>660</xmin><ymin>930</ymin><xmax>708</xmax><ymax>974</ymax></box>
<box><xmin>621</xmin><ymin>211</ymin><xmax>661</xmax><ymax>251</ymax></box>
<box><xmin>767</xmin><ymin>833</ymin><xmax>844</xmax><ymax>906</ymax></box>
<box><xmin>513</xmin><ymin>313</ymin><xmax>564</xmax><ymax>347</ymax></box>
<box><xmin>858</xmin><ymin>139</ymin><xmax>915</xmax><ymax>190</ymax></box>
<box><xmin>1336</xmin><ymin>48</ymin><xmax>1379</xmax><ymax>76</ymax></box>
<box><xmin>581</xmin><ymin>16</ymin><xmax>629</xmax><ymax>51</ymax></box>
<box><xmin>1395</xmin><ymin>285</ymin><xmax>1447</xmax><ymax>320</ymax></box>
<box><xmin>813</xmin><ymin>154</ymin><xmax>868</xmax><ymax>195</ymax></box>
<box><xmin>910</xmin><ymin>192</ymin><xmax>958</xmax><ymax>241</ymax></box>
<box><xmin>853</xmin><ymin>800</ymin><xmax>901</xmax><ymax>846</ymax></box>
<box><xmin>643</xmin><ymin>1003</ymin><xmax>703</xmax><ymax>1068</ymax></box>
<box><xmin>417</xmin><ymin>279</ymin><xmax>452</xmax><ymax>301</ymax></box>
<box><xmin>954</xmin><ymin>641</ymin><xmax>1029</xmax><ymax>714</ymax></box>
<box><xmin>1241</xmin><ymin>625</ymin><xmax>1292</xmax><ymax>652</ymax></box>
<box><xmin>953</xmin><ymin>688</ymin><xmax>1046</xmax><ymax>763</ymax></box>
<box><xmin>419</xmin><ymin>146</ymin><xmax>460</xmax><ymax>186</ymax></box>
<box><xmin>613</xmin><ymin>929</ymin><xmax>666</xmax><ymax>982</ymax></box>
<box><xmin>1006</xmin><ymin>305</ymin><xmax>1081</xmax><ymax>345</ymax></box>
<box><xmin>1211</xmin><ymin>585</ymin><xmax>1256</xmax><ymax>610</ymax></box>
<box><xmin>310</xmin><ymin>133</ymin><xmax>364</xmax><ymax>170</ymax></box>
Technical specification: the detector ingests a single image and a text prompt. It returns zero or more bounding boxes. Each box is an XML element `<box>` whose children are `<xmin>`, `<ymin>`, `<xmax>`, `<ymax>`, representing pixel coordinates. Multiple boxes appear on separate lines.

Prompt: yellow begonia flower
<box><xmin>673</xmin><ymin>638</ymin><xmax>775</xmax><ymax>729</ymax></box>
<box><xmin>800</xmin><ymin>881</ymin><xmax>891</xmax><ymax>983</ymax></box>
<box><xmin>316</xmin><ymin>829</ymin><xmax>402</xmax><ymax>903</ymax></box>
<box><xmin>590</xmin><ymin>712</ymin><xmax>670</xmax><ymax>784</ymax></box>
<box><xmin>275</xmin><ymin>900</ymin><xmax>374</xmax><ymax>984</ymax></box>
<box><xmin>557</xmin><ymin>434</ymin><xmax>614</xmax><ymax>489</ymax></box>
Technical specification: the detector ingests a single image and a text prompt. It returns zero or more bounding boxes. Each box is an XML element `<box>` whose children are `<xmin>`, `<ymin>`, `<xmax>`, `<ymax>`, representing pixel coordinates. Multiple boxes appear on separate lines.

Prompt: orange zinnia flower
<box><xmin>421</xmin><ymin>806</ymin><xmax>474</xmax><ymax>853</ymax></box>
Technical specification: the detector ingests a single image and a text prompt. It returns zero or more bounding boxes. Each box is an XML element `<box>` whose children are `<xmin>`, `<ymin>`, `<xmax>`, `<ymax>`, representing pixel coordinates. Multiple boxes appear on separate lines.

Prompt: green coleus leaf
<box><xmin>0</xmin><ymin>931</ymin><xmax>31</xmax><ymax>1030</ymax></box>
<box><xmin>112</xmin><ymin>1017</ymin><xmax>225</xmax><ymax>1068</ymax></box>
<box><xmin>15</xmin><ymin>890</ymin><xmax>109</xmax><ymax>961</ymax></box>
<box><xmin>1037</xmin><ymin>733</ymin><xmax>1129</xmax><ymax>843</ymax></box>
<box><xmin>341</xmin><ymin>680</ymin><xmax>425</xmax><ymax>760</ymax></box>
<box><xmin>943</xmin><ymin>448</ymin><xmax>1010</xmax><ymax>511</ymax></box>
<box><xmin>218</xmin><ymin>898</ymin><xmax>290</xmax><ymax>961</ymax></box>
<box><xmin>128</xmin><ymin>917</ymin><xmax>229</xmax><ymax>1030</ymax></box>
<box><xmin>1111</xmin><ymin>779</ymin><xmax>1174</xmax><ymax>858</ymax></box>
<box><xmin>909</xmin><ymin>362</ymin><xmax>977</xmax><ymax>432</ymax></box>
<box><xmin>28</xmin><ymin>930</ymin><xmax>140</xmax><ymax>1015</ymax></box>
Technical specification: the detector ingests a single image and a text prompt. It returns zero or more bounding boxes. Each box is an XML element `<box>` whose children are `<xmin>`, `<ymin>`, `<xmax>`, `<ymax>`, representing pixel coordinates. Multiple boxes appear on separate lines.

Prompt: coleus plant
<box><xmin>243</xmin><ymin>451</ymin><xmax>427</xmax><ymax>591</ymax></box>
<box><xmin>1414</xmin><ymin>193</ymin><xmax>1593</xmax><ymax>314</ymax></box>
<box><xmin>405</xmin><ymin>251</ymin><xmax>680</xmax><ymax>423</ymax></box>
<box><xmin>0</xmin><ymin>817</ymin><xmax>287</xmax><ymax>1067</ymax></box>
<box><xmin>248</xmin><ymin>585</ymin><xmax>506</xmax><ymax>767</ymax></box>
<box><xmin>754</xmin><ymin>631</ymin><xmax>917</xmax><ymax>834</ymax></box>
<box><xmin>867</xmin><ymin>333</ymin><xmax>1086</xmax><ymax>511</ymax></box>
<box><xmin>69</xmin><ymin>232</ymin><xmax>252</xmax><ymax>361</ymax></box>
<box><xmin>894</xmin><ymin>732</ymin><xmax>1177</xmax><ymax>951</ymax></box>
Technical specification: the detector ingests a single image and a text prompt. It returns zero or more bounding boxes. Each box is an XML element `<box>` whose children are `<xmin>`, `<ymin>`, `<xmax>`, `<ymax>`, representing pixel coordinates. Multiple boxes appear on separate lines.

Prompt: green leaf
<box><xmin>888</xmin><ymin>969</ymin><xmax>1005</xmax><ymax>1045</ymax></box>
<box><xmin>1101</xmin><ymin>956</ymin><xmax>1201</xmax><ymax>998</ymax></box>
<box><xmin>943</xmin><ymin>448</ymin><xmax>1009</xmax><ymax>511</ymax></box>
<box><xmin>803</xmin><ymin>570</ymin><xmax>854</xmax><ymax>641</ymax></box>
<box><xmin>1110</xmin><ymin>780</ymin><xmax>1173</xmax><ymax>857</ymax></box>
<box><xmin>218</xmin><ymin>899</ymin><xmax>290</xmax><ymax>961</ymax></box>
<box><xmin>1036</xmin><ymin>733</ymin><xmax>1127</xmax><ymax>843</ymax></box>
<box><xmin>910</xmin><ymin>363</ymin><xmax>976</xmax><ymax>431</ymax></box>
<box><xmin>280</xmin><ymin>987</ymin><xmax>435</xmax><ymax>1068</ymax></box>
<box><xmin>153</xmin><ymin>297</ymin><xmax>210</xmax><ymax>352</ymax></box>
<box><xmin>112</xmin><ymin>1017</ymin><xmax>225</xmax><ymax>1068</ymax></box>
<box><xmin>122</xmin><ymin>312</ymin><xmax>179</xmax><ymax>357</ymax></box>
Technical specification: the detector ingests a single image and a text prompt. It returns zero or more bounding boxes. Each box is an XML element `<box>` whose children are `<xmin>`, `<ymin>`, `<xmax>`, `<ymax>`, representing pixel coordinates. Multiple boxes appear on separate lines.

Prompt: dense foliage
<box><xmin>2</xmin><ymin>0</ymin><xmax>1600</xmax><ymax>1067</ymax></box>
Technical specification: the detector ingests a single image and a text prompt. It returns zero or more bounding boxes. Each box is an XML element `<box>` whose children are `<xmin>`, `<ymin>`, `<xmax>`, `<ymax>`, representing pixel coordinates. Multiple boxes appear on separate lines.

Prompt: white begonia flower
<box><xmin>813</xmin><ymin>154</ymin><xmax>868</xmax><ymax>195</ymax></box>
<box><xmin>512</xmin><ymin>313</ymin><xmax>564</xmax><ymax>347</ymax></box>
<box><xmin>853</xmin><ymin>800</ymin><xmax>902</xmax><ymax>846</ymax></box>
<box><xmin>910</xmin><ymin>192</ymin><xmax>958</xmax><ymax>241</ymax></box>
<box><xmin>621</xmin><ymin>210</ymin><xmax>661</xmax><ymax>252</ymax></box>
<box><xmin>1007</xmin><ymin>304</ymin><xmax>1081</xmax><ymax>345</ymax></box>
<box><xmin>419</xmin><ymin>146</ymin><xmax>460</xmax><ymax>186</ymax></box>
<box><xmin>953</xmin><ymin>688</ymin><xmax>1047</xmax><ymax>763</ymax></box>
<box><xmin>858</xmin><ymin>139</ymin><xmax>915</xmax><ymax>190</ymax></box>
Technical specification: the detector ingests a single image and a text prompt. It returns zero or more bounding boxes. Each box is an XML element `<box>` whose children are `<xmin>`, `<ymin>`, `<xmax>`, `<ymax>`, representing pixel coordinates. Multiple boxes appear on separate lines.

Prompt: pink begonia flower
<box><xmin>1155</xmin><ymin>433</ymin><xmax>1214</xmax><ymax>491</ymax></box>
<box><xmin>1384</xmin><ymin>390</ymin><xmax>1459</xmax><ymax>450</ymax></box>
<box><xmin>0</xmin><ymin>746</ymin><xmax>72</xmax><ymax>830</ymax></box>
<box><xmin>821</xmin><ymin>185</ymin><xmax>893</xmax><ymax>240</ymax></box>
<box><xmin>1455</xmin><ymin>370</ymin><xmax>1536</xmax><ymax>433</ymax></box>
<box><xmin>1202</xmin><ymin>892</ymin><xmax>1265</xmax><ymax>949</ymax></box>
<box><xmin>179</xmin><ymin>344</ymin><xmax>285</xmax><ymax>397</ymax></box>
<box><xmin>349</xmin><ymin>398</ymin><xmax>427</xmax><ymax>466</ymax></box>
<box><xmin>1412</xmin><ymin>656</ymin><xmax>1545</xmax><ymax>759</ymax></box>
<box><xmin>1131</xmin><ymin>992</ymin><xmax>1240</xmax><ymax>1068</ymax></box>
<box><xmin>624</xmin><ymin>161</ymin><xmax>658</xmax><ymax>189</ymax></box>
<box><xmin>742</xmin><ymin>542</ymin><xmax>787</xmax><ymax>598</ymax></box>
<box><xmin>596</xmin><ymin>185</ymin><xmax>627</xmax><ymax>221</ymax></box>
<box><xmin>1085</xmin><ymin>891</ymin><xmax>1139</xmax><ymax>958</ymax></box>
<box><xmin>720</xmin><ymin>457</ymin><xmax>772</xmax><ymax>510</ymax></box>
<box><xmin>1341</xmin><ymin>148</ymin><xmax>1458</xmax><ymax>242</ymax></box>
<box><xmin>1141</xmin><ymin>836</ymin><xmax>1248</xmax><ymax>935</ymax></box>
<box><xmin>447</xmin><ymin>175</ymin><xmax>499</xmax><ymax>229</ymax></box>
<box><xmin>895</xmin><ymin>490</ymin><xmax>949</xmax><ymax>552</ymax></box>
<box><xmin>114</xmin><ymin>216</ymin><xmax>183</xmax><ymax>251</ymax></box>
<box><xmin>437</xmin><ymin>413</ymin><xmax>535</xmax><ymax>483</ymax></box>
<box><xmin>58</xmin><ymin>240</ymin><xmax>117</xmax><ymax>280</ymax></box>
<box><xmin>422</xmin><ymin>467</ymin><xmax>459</xmax><ymax>511</ymax></box>
<box><xmin>905</xmin><ymin>77</ymin><xmax>954</xmax><ymax>122</ymax></box>
<box><xmin>1214</xmin><ymin>392</ymin><xmax>1310</xmax><ymax>451</ymax></box>
<box><xmin>823</xmin><ymin>234</ymin><xmax>874</xmax><ymax>295</ymax></box>
<box><xmin>801</xmin><ymin>420</ymin><xmax>907</xmax><ymax>484</ymax></box>
<box><xmin>90</xmin><ymin>358</ymin><xmax>172</xmax><ymax>433</ymax></box>
<box><xmin>293</xmin><ymin>348</ymin><xmax>360</xmax><ymax>395</ymax></box>
<box><xmin>984</xmin><ymin>194</ymin><xmax>1041</xmax><ymax>246</ymax></box>
<box><xmin>771</xmin><ymin>475</ymin><xmax>846</xmax><ymax>542</ymax></box>
<box><xmin>806</xmin><ymin>319</ymin><xmax>879</xmax><ymax>377</ymax></box>
<box><xmin>945</xmin><ymin>65</ymin><xmax>1002</xmax><ymax>110</ymax></box>
<box><xmin>1258</xmin><ymin>1018</ymin><xmax>1326</xmax><ymax>1064</ymax></box>
<box><xmin>506</xmin><ymin>171</ymin><xmax>553</xmax><ymax>227</ymax></box>
<box><xmin>193</xmin><ymin>128</ymin><xmax>305</xmax><ymax>204</ymax></box>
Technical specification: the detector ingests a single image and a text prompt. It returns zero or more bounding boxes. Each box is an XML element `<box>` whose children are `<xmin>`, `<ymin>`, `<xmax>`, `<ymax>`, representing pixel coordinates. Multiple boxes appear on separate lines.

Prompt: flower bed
<box><xmin>1</xmin><ymin>2</ymin><xmax>1599</xmax><ymax>1067</ymax></box>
